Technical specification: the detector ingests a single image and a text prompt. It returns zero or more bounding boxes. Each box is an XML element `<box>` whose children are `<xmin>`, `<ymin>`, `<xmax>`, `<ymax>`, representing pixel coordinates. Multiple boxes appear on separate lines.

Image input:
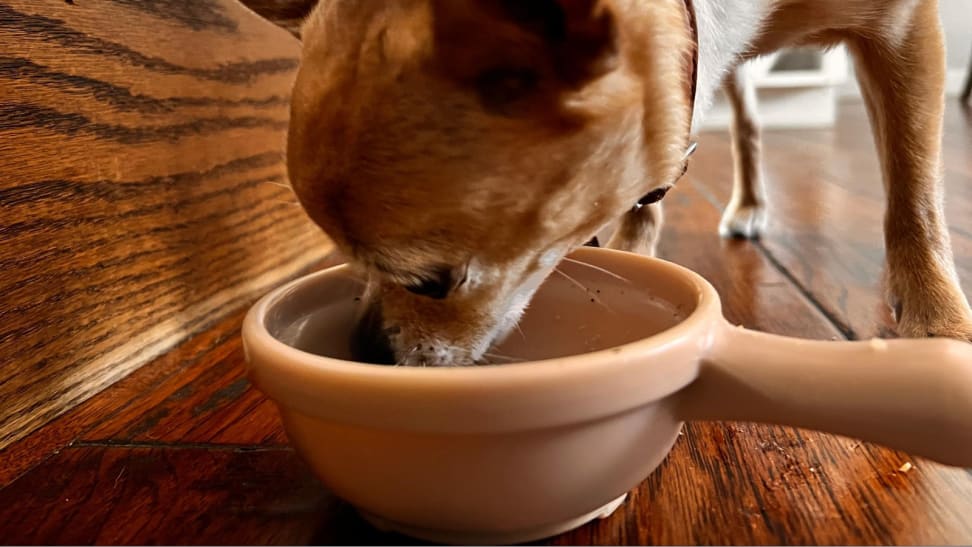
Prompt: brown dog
<box><xmin>239</xmin><ymin>0</ymin><xmax>972</xmax><ymax>365</ymax></box>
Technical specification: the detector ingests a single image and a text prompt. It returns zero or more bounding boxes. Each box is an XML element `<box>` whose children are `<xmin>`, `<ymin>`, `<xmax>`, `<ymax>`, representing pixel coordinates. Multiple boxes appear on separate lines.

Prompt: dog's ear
<box><xmin>432</xmin><ymin>0</ymin><xmax>618</xmax><ymax>89</ymax></box>
<box><xmin>236</xmin><ymin>0</ymin><xmax>319</xmax><ymax>38</ymax></box>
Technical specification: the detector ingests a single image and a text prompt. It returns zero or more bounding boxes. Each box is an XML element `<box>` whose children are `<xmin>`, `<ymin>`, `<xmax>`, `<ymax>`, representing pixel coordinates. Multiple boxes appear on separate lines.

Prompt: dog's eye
<box><xmin>475</xmin><ymin>67</ymin><xmax>538</xmax><ymax>111</ymax></box>
<box><xmin>404</xmin><ymin>267</ymin><xmax>457</xmax><ymax>300</ymax></box>
<box><xmin>405</xmin><ymin>278</ymin><xmax>450</xmax><ymax>299</ymax></box>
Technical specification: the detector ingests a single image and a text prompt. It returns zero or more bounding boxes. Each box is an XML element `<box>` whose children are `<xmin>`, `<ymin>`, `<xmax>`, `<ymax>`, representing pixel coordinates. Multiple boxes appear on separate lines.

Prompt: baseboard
<box><xmin>839</xmin><ymin>67</ymin><xmax>968</xmax><ymax>98</ymax></box>
<box><xmin>700</xmin><ymin>86</ymin><xmax>839</xmax><ymax>131</ymax></box>
<box><xmin>700</xmin><ymin>66</ymin><xmax>968</xmax><ymax>132</ymax></box>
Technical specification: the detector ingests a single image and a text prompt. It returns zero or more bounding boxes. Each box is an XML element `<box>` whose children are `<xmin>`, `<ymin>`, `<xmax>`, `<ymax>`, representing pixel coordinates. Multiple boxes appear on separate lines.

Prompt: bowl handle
<box><xmin>675</xmin><ymin>322</ymin><xmax>972</xmax><ymax>467</ymax></box>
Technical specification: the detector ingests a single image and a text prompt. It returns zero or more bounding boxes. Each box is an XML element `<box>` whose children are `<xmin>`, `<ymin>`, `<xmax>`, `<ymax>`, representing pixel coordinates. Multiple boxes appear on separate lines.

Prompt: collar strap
<box><xmin>684</xmin><ymin>0</ymin><xmax>698</xmax><ymax>115</ymax></box>
<box><xmin>633</xmin><ymin>0</ymin><xmax>699</xmax><ymax>209</ymax></box>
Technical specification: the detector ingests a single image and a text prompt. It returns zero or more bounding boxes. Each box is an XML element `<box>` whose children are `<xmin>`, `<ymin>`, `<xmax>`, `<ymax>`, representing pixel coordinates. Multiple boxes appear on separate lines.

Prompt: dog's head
<box><xmin>240</xmin><ymin>0</ymin><xmax>696</xmax><ymax>365</ymax></box>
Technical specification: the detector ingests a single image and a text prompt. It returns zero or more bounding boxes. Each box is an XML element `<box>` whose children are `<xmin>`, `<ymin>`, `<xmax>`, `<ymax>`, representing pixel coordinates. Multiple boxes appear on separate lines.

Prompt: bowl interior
<box><xmin>264</xmin><ymin>250</ymin><xmax>703</xmax><ymax>365</ymax></box>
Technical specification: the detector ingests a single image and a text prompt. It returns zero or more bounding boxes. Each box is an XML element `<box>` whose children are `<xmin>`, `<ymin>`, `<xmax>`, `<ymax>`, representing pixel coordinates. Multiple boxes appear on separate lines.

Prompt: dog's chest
<box><xmin>690</xmin><ymin>0</ymin><xmax>773</xmax><ymax>130</ymax></box>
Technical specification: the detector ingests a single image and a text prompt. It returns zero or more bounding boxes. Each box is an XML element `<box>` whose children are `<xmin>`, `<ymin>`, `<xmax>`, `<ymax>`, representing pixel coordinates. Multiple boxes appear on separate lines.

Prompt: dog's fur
<box><xmin>240</xmin><ymin>0</ymin><xmax>972</xmax><ymax>365</ymax></box>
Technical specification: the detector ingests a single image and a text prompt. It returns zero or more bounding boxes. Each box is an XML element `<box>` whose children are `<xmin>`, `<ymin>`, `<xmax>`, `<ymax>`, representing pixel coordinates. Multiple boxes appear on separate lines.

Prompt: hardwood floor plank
<box><xmin>549</xmin><ymin>423</ymin><xmax>972</xmax><ymax>545</ymax></box>
<box><xmin>80</xmin><ymin>342</ymin><xmax>288</xmax><ymax>446</ymax></box>
<box><xmin>691</xmin><ymin>100</ymin><xmax>972</xmax><ymax>340</ymax></box>
<box><xmin>0</xmin><ymin>446</ymin><xmax>332</xmax><ymax>545</ymax></box>
<box><xmin>657</xmin><ymin>180</ymin><xmax>842</xmax><ymax>340</ymax></box>
<box><xmin>0</xmin><ymin>253</ymin><xmax>344</xmax><ymax>487</ymax></box>
<box><xmin>0</xmin><ymin>309</ymin><xmax>253</xmax><ymax>487</ymax></box>
<box><xmin>546</xmin><ymin>168</ymin><xmax>972</xmax><ymax>544</ymax></box>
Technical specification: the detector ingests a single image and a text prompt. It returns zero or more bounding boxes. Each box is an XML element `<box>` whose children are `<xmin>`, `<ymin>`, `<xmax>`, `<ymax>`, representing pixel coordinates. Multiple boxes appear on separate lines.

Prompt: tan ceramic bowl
<box><xmin>242</xmin><ymin>248</ymin><xmax>972</xmax><ymax>545</ymax></box>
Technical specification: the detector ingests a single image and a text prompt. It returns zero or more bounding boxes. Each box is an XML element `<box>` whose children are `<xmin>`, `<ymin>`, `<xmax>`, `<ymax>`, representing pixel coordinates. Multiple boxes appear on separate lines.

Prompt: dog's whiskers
<box><xmin>562</xmin><ymin>257</ymin><xmax>631</xmax><ymax>284</ymax></box>
<box><xmin>264</xmin><ymin>180</ymin><xmax>294</xmax><ymax>191</ymax></box>
<box><xmin>482</xmin><ymin>351</ymin><xmax>520</xmax><ymax>364</ymax></box>
<box><xmin>552</xmin><ymin>267</ymin><xmax>588</xmax><ymax>292</ymax></box>
<box><xmin>553</xmin><ymin>267</ymin><xmax>614</xmax><ymax>312</ymax></box>
<box><xmin>270</xmin><ymin>199</ymin><xmax>302</xmax><ymax>207</ymax></box>
<box><xmin>394</xmin><ymin>345</ymin><xmax>420</xmax><ymax>367</ymax></box>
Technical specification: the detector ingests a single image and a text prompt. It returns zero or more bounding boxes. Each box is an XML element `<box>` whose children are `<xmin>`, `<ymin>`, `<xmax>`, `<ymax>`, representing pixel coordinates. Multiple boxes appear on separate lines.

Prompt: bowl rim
<box><xmin>242</xmin><ymin>248</ymin><xmax>723</xmax><ymax>386</ymax></box>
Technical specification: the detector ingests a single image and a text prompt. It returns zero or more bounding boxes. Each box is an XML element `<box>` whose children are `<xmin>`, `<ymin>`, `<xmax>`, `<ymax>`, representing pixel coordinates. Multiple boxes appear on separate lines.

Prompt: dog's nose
<box><xmin>351</xmin><ymin>302</ymin><xmax>396</xmax><ymax>365</ymax></box>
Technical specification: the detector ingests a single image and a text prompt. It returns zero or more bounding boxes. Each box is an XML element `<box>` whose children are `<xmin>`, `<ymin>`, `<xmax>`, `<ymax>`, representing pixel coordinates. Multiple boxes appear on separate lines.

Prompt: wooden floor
<box><xmin>2</xmin><ymin>99</ymin><xmax>971</xmax><ymax>545</ymax></box>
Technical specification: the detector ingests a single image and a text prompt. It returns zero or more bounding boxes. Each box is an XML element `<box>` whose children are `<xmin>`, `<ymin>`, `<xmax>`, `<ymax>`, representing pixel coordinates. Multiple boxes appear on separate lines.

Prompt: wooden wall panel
<box><xmin>0</xmin><ymin>0</ymin><xmax>330</xmax><ymax>449</ymax></box>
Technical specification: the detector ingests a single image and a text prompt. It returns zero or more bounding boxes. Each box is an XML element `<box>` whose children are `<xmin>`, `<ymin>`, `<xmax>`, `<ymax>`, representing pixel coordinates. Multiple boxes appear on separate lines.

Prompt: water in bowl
<box><xmin>270</xmin><ymin>259</ymin><xmax>688</xmax><ymax>365</ymax></box>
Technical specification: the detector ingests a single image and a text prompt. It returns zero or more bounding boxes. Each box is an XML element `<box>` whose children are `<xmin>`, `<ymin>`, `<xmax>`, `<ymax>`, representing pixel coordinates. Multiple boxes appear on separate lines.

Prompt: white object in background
<box><xmin>700</xmin><ymin>47</ymin><xmax>849</xmax><ymax>131</ymax></box>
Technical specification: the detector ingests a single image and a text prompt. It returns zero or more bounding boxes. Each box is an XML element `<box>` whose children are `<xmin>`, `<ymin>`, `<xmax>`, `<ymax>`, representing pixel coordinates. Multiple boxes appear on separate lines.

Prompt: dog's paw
<box><xmin>892</xmin><ymin>300</ymin><xmax>972</xmax><ymax>342</ymax></box>
<box><xmin>719</xmin><ymin>203</ymin><xmax>766</xmax><ymax>240</ymax></box>
<box><xmin>607</xmin><ymin>236</ymin><xmax>658</xmax><ymax>257</ymax></box>
<box><xmin>897</xmin><ymin>320</ymin><xmax>972</xmax><ymax>342</ymax></box>
<box><xmin>606</xmin><ymin>204</ymin><xmax>662</xmax><ymax>257</ymax></box>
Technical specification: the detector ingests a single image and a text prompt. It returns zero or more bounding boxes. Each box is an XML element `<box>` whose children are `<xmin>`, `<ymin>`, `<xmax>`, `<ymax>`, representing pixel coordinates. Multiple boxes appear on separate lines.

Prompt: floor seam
<box><xmin>687</xmin><ymin>176</ymin><xmax>857</xmax><ymax>341</ymax></box>
<box><xmin>752</xmin><ymin>240</ymin><xmax>857</xmax><ymax>340</ymax></box>
<box><xmin>71</xmin><ymin>439</ymin><xmax>292</xmax><ymax>452</ymax></box>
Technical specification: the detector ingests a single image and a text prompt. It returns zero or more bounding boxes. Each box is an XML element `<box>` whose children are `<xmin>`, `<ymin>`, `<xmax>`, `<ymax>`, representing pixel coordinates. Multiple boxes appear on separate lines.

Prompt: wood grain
<box><xmin>78</xmin><ymin>319</ymin><xmax>289</xmax><ymax>447</ymax></box>
<box><xmin>0</xmin><ymin>445</ymin><xmax>327</xmax><ymax>545</ymax></box>
<box><xmin>0</xmin><ymin>0</ymin><xmax>331</xmax><ymax>450</ymax></box>
<box><xmin>0</xmin><ymin>308</ymin><xmax>257</xmax><ymax>486</ymax></box>
<box><xmin>0</xmin><ymin>443</ymin><xmax>432</xmax><ymax>546</ymax></box>
<box><xmin>550</xmin><ymin>422</ymin><xmax>972</xmax><ymax>545</ymax></box>
<box><xmin>0</xmin><ymin>252</ymin><xmax>346</xmax><ymax>487</ymax></box>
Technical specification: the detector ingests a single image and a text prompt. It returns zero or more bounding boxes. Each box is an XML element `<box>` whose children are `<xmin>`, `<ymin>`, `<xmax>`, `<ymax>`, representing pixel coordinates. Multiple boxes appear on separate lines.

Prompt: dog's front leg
<box><xmin>719</xmin><ymin>65</ymin><xmax>767</xmax><ymax>240</ymax></box>
<box><xmin>850</xmin><ymin>1</ymin><xmax>972</xmax><ymax>340</ymax></box>
<box><xmin>606</xmin><ymin>202</ymin><xmax>663</xmax><ymax>257</ymax></box>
